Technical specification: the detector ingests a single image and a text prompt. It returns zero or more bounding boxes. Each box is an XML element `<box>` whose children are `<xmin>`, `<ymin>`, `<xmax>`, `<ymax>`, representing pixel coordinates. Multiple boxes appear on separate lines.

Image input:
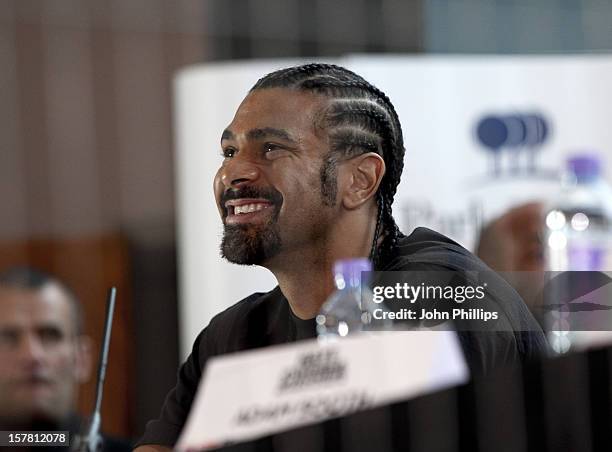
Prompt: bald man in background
<box><xmin>476</xmin><ymin>202</ymin><xmax>546</xmax><ymax>325</ymax></box>
<box><xmin>0</xmin><ymin>268</ymin><xmax>130</xmax><ymax>451</ymax></box>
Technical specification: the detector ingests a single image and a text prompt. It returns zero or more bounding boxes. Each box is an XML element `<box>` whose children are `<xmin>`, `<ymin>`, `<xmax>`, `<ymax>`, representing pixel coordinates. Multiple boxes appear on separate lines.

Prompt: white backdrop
<box><xmin>174</xmin><ymin>55</ymin><xmax>612</xmax><ymax>358</ymax></box>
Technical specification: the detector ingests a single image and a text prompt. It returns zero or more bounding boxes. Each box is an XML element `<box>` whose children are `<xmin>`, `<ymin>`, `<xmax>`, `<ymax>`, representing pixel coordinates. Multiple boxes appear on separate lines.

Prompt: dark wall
<box><xmin>0</xmin><ymin>0</ymin><xmax>207</xmax><ymax>437</ymax></box>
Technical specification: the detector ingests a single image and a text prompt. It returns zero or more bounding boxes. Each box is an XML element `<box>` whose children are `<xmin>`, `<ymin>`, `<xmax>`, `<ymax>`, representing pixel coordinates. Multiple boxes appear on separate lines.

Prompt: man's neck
<box><xmin>272</xmin><ymin>252</ymin><xmax>335</xmax><ymax>319</ymax></box>
<box><xmin>266</xmin><ymin>214</ymin><xmax>378</xmax><ymax>319</ymax></box>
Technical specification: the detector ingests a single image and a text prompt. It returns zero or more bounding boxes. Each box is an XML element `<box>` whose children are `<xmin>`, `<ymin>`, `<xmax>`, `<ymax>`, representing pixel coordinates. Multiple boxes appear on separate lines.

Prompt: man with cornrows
<box><xmin>136</xmin><ymin>63</ymin><xmax>546</xmax><ymax>450</ymax></box>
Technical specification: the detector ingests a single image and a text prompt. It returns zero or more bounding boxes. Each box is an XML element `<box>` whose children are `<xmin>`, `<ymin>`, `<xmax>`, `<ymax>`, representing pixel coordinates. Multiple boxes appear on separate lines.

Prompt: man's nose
<box><xmin>219</xmin><ymin>155</ymin><xmax>260</xmax><ymax>189</ymax></box>
<box><xmin>18</xmin><ymin>335</ymin><xmax>45</xmax><ymax>364</ymax></box>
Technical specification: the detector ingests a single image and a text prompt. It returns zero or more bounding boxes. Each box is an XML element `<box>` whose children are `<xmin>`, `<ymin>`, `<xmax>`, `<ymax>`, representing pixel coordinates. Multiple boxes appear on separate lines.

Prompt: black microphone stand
<box><xmin>73</xmin><ymin>287</ymin><xmax>116</xmax><ymax>452</ymax></box>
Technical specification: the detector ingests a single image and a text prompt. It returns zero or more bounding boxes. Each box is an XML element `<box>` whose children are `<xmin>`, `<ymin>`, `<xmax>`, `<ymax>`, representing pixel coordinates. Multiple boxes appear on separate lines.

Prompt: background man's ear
<box><xmin>341</xmin><ymin>153</ymin><xmax>386</xmax><ymax>210</ymax></box>
<box><xmin>74</xmin><ymin>335</ymin><xmax>94</xmax><ymax>383</ymax></box>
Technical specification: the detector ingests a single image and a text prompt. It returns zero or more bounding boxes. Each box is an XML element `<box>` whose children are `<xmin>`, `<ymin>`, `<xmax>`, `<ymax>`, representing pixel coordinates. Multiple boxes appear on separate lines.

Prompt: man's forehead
<box><xmin>0</xmin><ymin>286</ymin><xmax>72</xmax><ymax>328</ymax></box>
<box><xmin>223</xmin><ymin>88</ymin><xmax>329</xmax><ymax>138</ymax></box>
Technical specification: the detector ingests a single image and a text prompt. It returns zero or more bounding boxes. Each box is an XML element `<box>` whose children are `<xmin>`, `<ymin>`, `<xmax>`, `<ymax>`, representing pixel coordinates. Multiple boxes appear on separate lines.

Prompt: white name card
<box><xmin>176</xmin><ymin>331</ymin><xmax>468</xmax><ymax>451</ymax></box>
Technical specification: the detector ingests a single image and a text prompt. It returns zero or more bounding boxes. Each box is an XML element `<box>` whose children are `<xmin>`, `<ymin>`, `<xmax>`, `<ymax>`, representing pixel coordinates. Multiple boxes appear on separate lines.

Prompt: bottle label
<box><xmin>568</xmin><ymin>245</ymin><xmax>605</xmax><ymax>270</ymax></box>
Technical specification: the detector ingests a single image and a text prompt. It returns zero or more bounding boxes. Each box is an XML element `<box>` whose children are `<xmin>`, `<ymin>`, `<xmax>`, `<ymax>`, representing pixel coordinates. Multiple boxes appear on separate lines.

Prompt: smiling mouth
<box><xmin>224</xmin><ymin>199</ymin><xmax>274</xmax><ymax>225</ymax></box>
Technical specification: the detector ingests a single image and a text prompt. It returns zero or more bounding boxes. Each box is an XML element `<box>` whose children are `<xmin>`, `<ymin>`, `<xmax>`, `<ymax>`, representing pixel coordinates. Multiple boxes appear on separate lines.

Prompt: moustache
<box><xmin>220</xmin><ymin>186</ymin><xmax>283</xmax><ymax>218</ymax></box>
<box><xmin>14</xmin><ymin>372</ymin><xmax>54</xmax><ymax>386</ymax></box>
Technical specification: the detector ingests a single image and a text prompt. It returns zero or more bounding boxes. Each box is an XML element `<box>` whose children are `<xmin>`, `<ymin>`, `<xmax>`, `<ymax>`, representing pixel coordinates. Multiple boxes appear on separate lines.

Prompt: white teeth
<box><xmin>234</xmin><ymin>203</ymin><xmax>269</xmax><ymax>215</ymax></box>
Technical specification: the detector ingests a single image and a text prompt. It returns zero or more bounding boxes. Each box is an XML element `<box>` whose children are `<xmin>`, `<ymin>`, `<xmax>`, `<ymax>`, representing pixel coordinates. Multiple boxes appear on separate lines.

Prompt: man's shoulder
<box><xmin>387</xmin><ymin>227</ymin><xmax>482</xmax><ymax>270</ymax></box>
<box><xmin>397</xmin><ymin>227</ymin><xmax>465</xmax><ymax>249</ymax></box>
<box><xmin>388</xmin><ymin>227</ymin><xmax>547</xmax><ymax>363</ymax></box>
<box><xmin>208</xmin><ymin>286</ymin><xmax>283</xmax><ymax>329</ymax></box>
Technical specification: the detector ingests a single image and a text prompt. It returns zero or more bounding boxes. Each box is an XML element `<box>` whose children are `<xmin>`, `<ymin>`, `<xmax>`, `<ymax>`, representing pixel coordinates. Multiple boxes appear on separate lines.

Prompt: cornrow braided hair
<box><xmin>251</xmin><ymin>63</ymin><xmax>406</xmax><ymax>269</ymax></box>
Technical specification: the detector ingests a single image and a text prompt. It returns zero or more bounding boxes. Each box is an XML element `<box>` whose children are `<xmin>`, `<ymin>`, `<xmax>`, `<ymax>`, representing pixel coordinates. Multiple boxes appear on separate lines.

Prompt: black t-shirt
<box><xmin>137</xmin><ymin>227</ymin><xmax>546</xmax><ymax>447</ymax></box>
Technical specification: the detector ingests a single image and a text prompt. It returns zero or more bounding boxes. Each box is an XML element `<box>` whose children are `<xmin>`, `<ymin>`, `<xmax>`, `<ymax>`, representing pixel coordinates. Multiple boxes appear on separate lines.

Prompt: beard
<box><xmin>219</xmin><ymin>186</ymin><xmax>283</xmax><ymax>265</ymax></box>
<box><xmin>221</xmin><ymin>220</ymin><xmax>282</xmax><ymax>265</ymax></box>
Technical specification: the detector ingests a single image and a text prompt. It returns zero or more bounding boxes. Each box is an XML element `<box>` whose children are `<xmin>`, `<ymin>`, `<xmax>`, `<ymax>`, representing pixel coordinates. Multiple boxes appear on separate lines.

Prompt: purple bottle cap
<box><xmin>567</xmin><ymin>154</ymin><xmax>601</xmax><ymax>182</ymax></box>
<box><xmin>333</xmin><ymin>258</ymin><xmax>372</xmax><ymax>288</ymax></box>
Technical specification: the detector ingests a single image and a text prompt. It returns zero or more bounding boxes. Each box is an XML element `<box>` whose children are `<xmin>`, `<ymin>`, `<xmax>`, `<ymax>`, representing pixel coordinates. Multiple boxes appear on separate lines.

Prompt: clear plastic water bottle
<box><xmin>545</xmin><ymin>155</ymin><xmax>612</xmax><ymax>272</ymax></box>
<box><xmin>316</xmin><ymin>258</ymin><xmax>390</xmax><ymax>341</ymax></box>
<box><xmin>544</xmin><ymin>154</ymin><xmax>612</xmax><ymax>353</ymax></box>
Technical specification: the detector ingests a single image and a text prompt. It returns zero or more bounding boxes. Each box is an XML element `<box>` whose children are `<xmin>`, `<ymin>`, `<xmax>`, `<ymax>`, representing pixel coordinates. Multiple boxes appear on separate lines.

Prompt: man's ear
<box><xmin>74</xmin><ymin>335</ymin><xmax>93</xmax><ymax>383</ymax></box>
<box><xmin>341</xmin><ymin>153</ymin><xmax>385</xmax><ymax>210</ymax></box>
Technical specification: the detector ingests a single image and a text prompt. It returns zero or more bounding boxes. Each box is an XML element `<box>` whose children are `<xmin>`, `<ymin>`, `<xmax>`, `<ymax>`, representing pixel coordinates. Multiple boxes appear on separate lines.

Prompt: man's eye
<box><xmin>263</xmin><ymin>143</ymin><xmax>286</xmax><ymax>157</ymax></box>
<box><xmin>38</xmin><ymin>327</ymin><xmax>63</xmax><ymax>345</ymax></box>
<box><xmin>221</xmin><ymin>148</ymin><xmax>236</xmax><ymax>158</ymax></box>
<box><xmin>0</xmin><ymin>330</ymin><xmax>18</xmax><ymax>348</ymax></box>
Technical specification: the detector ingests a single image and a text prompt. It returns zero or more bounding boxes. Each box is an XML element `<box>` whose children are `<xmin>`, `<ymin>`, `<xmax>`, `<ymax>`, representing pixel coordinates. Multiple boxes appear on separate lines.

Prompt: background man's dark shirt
<box><xmin>138</xmin><ymin>227</ymin><xmax>546</xmax><ymax>447</ymax></box>
<box><xmin>0</xmin><ymin>415</ymin><xmax>132</xmax><ymax>452</ymax></box>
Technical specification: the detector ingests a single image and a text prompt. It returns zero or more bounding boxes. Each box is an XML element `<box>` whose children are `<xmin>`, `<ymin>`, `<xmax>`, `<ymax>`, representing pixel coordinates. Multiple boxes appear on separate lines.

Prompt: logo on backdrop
<box><xmin>399</xmin><ymin>201</ymin><xmax>483</xmax><ymax>247</ymax></box>
<box><xmin>476</xmin><ymin>113</ymin><xmax>551</xmax><ymax>177</ymax></box>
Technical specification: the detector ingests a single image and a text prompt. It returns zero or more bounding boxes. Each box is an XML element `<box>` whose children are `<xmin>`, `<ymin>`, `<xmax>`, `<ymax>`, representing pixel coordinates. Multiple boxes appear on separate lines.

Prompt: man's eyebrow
<box><xmin>221</xmin><ymin>129</ymin><xmax>234</xmax><ymax>142</ymax></box>
<box><xmin>246</xmin><ymin>127</ymin><xmax>296</xmax><ymax>143</ymax></box>
<box><xmin>221</xmin><ymin>127</ymin><xmax>298</xmax><ymax>145</ymax></box>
